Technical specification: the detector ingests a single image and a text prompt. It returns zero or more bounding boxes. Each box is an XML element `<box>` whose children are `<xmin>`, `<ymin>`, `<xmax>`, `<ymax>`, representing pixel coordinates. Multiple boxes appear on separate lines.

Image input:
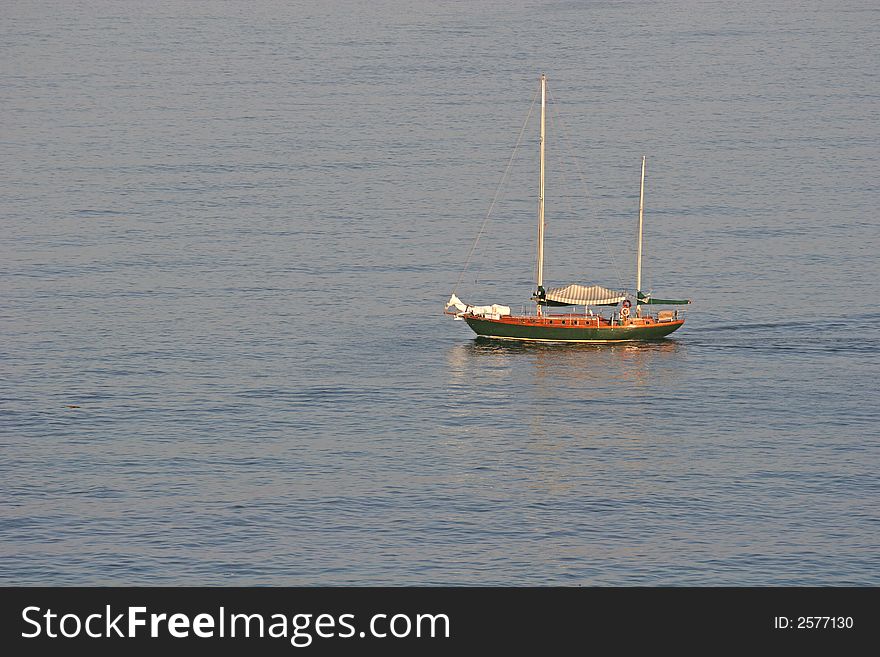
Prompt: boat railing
<box><xmin>487</xmin><ymin>305</ymin><xmax>686</xmax><ymax>324</ymax></box>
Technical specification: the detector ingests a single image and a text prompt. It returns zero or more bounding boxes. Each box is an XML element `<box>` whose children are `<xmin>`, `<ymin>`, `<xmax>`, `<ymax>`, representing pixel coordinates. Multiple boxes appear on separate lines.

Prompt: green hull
<box><xmin>463</xmin><ymin>316</ymin><xmax>685</xmax><ymax>342</ymax></box>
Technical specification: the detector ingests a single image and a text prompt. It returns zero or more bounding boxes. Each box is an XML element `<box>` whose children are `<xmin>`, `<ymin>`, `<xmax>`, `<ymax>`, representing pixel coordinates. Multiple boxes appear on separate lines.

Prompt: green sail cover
<box><xmin>637</xmin><ymin>292</ymin><xmax>691</xmax><ymax>305</ymax></box>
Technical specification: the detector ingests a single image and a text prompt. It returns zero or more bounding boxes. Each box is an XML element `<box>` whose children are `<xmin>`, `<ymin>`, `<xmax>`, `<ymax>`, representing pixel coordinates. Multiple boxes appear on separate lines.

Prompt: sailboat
<box><xmin>445</xmin><ymin>74</ymin><xmax>690</xmax><ymax>343</ymax></box>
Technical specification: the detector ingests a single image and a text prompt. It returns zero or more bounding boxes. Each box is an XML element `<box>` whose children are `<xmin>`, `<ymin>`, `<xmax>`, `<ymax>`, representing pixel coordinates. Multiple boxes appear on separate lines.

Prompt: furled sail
<box><xmin>537</xmin><ymin>284</ymin><xmax>627</xmax><ymax>306</ymax></box>
<box><xmin>637</xmin><ymin>292</ymin><xmax>691</xmax><ymax>305</ymax></box>
<box><xmin>445</xmin><ymin>294</ymin><xmax>511</xmax><ymax>319</ymax></box>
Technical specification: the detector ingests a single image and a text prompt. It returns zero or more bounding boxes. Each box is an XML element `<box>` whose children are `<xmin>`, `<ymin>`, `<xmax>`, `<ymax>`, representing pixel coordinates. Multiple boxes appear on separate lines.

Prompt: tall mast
<box><xmin>536</xmin><ymin>74</ymin><xmax>546</xmax><ymax>305</ymax></box>
<box><xmin>636</xmin><ymin>155</ymin><xmax>646</xmax><ymax>301</ymax></box>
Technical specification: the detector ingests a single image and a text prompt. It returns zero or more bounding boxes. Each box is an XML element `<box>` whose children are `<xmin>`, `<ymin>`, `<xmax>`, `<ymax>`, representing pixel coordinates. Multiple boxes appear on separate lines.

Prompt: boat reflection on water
<box><xmin>447</xmin><ymin>336</ymin><xmax>685</xmax><ymax>387</ymax></box>
<box><xmin>469</xmin><ymin>335</ymin><xmax>684</xmax><ymax>356</ymax></box>
<box><xmin>442</xmin><ymin>337</ymin><xmax>689</xmax><ymax>497</ymax></box>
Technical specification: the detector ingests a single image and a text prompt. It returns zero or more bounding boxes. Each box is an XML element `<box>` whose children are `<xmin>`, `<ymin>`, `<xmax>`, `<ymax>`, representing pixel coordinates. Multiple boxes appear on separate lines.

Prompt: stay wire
<box><xmin>452</xmin><ymin>86</ymin><xmax>540</xmax><ymax>295</ymax></box>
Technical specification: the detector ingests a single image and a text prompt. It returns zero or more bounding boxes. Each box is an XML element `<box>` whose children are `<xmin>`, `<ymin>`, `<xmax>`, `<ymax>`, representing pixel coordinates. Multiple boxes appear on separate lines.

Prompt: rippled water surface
<box><xmin>2</xmin><ymin>0</ymin><xmax>878</xmax><ymax>584</ymax></box>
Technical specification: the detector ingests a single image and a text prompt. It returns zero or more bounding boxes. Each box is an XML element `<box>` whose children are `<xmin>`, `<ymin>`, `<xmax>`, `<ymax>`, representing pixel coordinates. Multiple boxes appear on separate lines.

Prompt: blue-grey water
<box><xmin>2</xmin><ymin>0</ymin><xmax>878</xmax><ymax>585</ymax></box>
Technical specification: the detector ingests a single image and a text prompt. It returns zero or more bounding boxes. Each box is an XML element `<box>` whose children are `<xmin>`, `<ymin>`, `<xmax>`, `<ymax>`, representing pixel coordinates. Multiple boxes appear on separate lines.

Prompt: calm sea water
<box><xmin>2</xmin><ymin>0</ymin><xmax>878</xmax><ymax>585</ymax></box>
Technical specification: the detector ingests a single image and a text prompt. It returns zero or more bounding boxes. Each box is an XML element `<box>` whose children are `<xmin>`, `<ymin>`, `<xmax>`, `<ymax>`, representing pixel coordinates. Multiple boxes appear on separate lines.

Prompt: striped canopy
<box><xmin>541</xmin><ymin>284</ymin><xmax>627</xmax><ymax>306</ymax></box>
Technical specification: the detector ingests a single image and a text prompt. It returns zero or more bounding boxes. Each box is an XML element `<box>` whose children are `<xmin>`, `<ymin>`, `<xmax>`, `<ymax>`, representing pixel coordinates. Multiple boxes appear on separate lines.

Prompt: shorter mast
<box><xmin>635</xmin><ymin>155</ymin><xmax>646</xmax><ymax>314</ymax></box>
